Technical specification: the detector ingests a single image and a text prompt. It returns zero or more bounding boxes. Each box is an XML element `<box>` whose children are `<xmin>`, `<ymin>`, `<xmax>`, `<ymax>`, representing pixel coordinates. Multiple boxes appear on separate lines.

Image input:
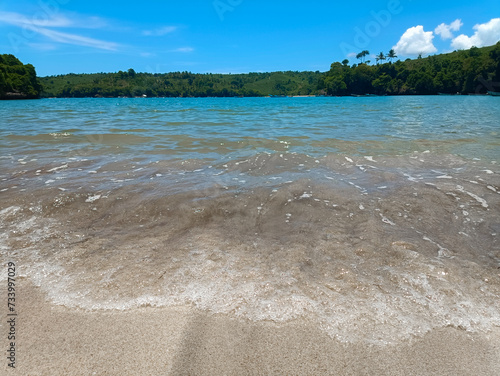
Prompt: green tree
<box><xmin>324</xmin><ymin>76</ymin><xmax>347</xmax><ymax>95</ymax></box>
<box><xmin>356</xmin><ymin>50</ymin><xmax>370</xmax><ymax>64</ymax></box>
<box><xmin>351</xmin><ymin>64</ymin><xmax>374</xmax><ymax>93</ymax></box>
<box><xmin>372</xmin><ymin>73</ymin><xmax>391</xmax><ymax>93</ymax></box>
<box><xmin>387</xmin><ymin>49</ymin><xmax>397</xmax><ymax>62</ymax></box>
<box><xmin>376</xmin><ymin>52</ymin><xmax>386</xmax><ymax>64</ymax></box>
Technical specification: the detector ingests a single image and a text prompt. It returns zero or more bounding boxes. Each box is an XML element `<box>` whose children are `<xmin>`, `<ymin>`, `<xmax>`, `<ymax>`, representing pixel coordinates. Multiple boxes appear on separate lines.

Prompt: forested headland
<box><xmin>319</xmin><ymin>43</ymin><xmax>500</xmax><ymax>96</ymax></box>
<box><xmin>0</xmin><ymin>54</ymin><xmax>42</xmax><ymax>99</ymax></box>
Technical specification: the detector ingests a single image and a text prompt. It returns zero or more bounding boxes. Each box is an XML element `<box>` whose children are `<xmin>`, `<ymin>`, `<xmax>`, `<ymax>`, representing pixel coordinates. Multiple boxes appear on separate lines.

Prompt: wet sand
<box><xmin>4</xmin><ymin>279</ymin><xmax>499</xmax><ymax>376</ymax></box>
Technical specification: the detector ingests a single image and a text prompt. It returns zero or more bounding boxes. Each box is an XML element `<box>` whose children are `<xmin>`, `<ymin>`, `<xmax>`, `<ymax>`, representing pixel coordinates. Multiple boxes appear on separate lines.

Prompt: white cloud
<box><xmin>171</xmin><ymin>47</ymin><xmax>194</xmax><ymax>53</ymax></box>
<box><xmin>33</xmin><ymin>27</ymin><xmax>119</xmax><ymax>50</ymax></box>
<box><xmin>0</xmin><ymin>11</ymin><xmax>71</xmax><ymax>27</ymax></box>
<box><xmin>0</xmin><ymin>11</ymin><xmax>107</xmax><ymax>29</ymax></box>
<box><xmin>0</xmin><ymin>10</ymin><xmax>118</xmax><ymax>51</ymax></box>
<box><xmin>435</xmin><ymin>19</ymin><xmax>463</xmax><ymax>40</ymax></box>
<box><xmin>451</xmin><ymin>18</ymin><xmax>500</xmax><ymax>50</ymax></box>
<box><xmin>393</xmin><ymin>25</ymin><xmax>437</xmax><ymax>56</ymax></box>
<box><xmin>142</xmin><ymin>26</ymin><xmax>177</xmax><ymax>36</ymax></box>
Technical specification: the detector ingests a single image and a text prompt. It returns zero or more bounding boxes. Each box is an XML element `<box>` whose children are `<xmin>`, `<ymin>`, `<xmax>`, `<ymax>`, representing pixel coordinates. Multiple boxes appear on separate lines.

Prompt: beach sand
<box><xmin>3</xmin><ymin>279</ymin><xmax>499</xmax><ymax>376</ymax></box>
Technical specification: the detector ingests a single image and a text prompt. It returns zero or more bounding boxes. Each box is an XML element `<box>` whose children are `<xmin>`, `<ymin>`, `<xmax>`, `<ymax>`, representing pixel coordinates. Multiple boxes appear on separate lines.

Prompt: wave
<box><xmin>1</xmin><ymin>150</ymin><xmax>499</xmax><ymax>344</ymax></box>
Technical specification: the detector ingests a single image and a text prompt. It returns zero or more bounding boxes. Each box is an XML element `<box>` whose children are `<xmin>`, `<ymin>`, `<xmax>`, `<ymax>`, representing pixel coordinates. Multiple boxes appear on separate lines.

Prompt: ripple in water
<box><xmin>1</xmin><ymin>149</ymin><xmax>499</xmax><ymax>344</ymax></box>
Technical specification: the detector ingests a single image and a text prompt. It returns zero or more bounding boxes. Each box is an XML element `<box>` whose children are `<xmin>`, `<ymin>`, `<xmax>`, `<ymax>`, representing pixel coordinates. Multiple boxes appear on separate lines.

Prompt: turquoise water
<box><xmin>1</xmin><ymin>96</ymin><xmax>499</xmax><ymax>344</ymax></box>
<box><xmin>1</xmin><ymin>96</ymin><xmax>499</xmax><ymax>160</ymax></box>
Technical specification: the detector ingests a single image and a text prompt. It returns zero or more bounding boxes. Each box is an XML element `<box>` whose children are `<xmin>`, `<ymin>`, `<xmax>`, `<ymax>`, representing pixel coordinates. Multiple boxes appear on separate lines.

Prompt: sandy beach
<box><xmin>2</xmin><ymin>279</ymin><xmax>498</xmax><ymax>376</ymax></box>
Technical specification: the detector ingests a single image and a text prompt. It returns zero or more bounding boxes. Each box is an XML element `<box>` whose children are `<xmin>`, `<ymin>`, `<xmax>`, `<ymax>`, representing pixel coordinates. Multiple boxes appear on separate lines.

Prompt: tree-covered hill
<box><xmin>319</xmin><ymin>42</ymin><xmax>500</xmax><ymax>96</ymax></box>
<box><xmin>39</xmin><ymin>70</ymin><xmax>322</xmax><ymax>98</ymax></box>
<box><xmin>0</xmin><ymin>54</ymin><xmax>42</xmax><ymax>99</ymax></box>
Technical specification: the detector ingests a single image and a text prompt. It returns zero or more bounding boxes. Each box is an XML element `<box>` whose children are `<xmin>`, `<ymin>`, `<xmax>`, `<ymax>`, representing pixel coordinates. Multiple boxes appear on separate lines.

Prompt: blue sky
<box><xmin>0</xmin><ymin>0</ymin><xmax>499</xmax><ymax>76</ymax></box>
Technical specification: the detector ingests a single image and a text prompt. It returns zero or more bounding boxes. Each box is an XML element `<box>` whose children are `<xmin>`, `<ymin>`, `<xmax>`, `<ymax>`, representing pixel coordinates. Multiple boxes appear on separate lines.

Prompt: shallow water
<box><xmin>1</xmin><ymin>96</ymin><xmax>499</xmax><ymax>344</ymax></box>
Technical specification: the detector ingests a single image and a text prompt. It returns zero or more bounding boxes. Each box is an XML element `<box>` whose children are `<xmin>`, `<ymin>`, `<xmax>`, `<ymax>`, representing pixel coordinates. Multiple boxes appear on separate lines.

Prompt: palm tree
<box><xmin>356</xmin><ymin>50</ymin><xmax>370</xmax><ymax>64</ymax></box>
<box><xmin>387</xmin><ymin>49</ymin><xmax>397</xmax><ymax>62</ymax></box>
<box><xmin>376</xmin><ymin>52</ymin><xmax>386</xmax><ymax>64</ymax></box>
<box><xmin>356</xmin><ymin>52</ymin><xmax>363</xmax><ymax>63</ymax></box>
<box><xmin>362</xmin><ymin>50</ymin><xmax>370</xmax><ymax>63</ymax></box>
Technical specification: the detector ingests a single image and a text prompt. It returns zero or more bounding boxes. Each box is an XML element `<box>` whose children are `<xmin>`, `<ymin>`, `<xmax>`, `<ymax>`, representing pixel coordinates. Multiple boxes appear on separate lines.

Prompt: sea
<box><xmin>1</xmin><ymin>96</ymin><xmax>499</xmax><ymax>344</ymax></box>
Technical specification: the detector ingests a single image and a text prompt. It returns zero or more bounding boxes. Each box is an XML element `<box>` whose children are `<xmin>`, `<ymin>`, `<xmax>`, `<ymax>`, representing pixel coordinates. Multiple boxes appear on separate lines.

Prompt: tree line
<box><xmin>39</xmin><ymin>70</ymin><xmax>322</xmax><ymax>98</ymax></box>
<box><xmin>2</xmin><ymin>42</ymin><xmax>499</xmax><ymax>99</ymax></box>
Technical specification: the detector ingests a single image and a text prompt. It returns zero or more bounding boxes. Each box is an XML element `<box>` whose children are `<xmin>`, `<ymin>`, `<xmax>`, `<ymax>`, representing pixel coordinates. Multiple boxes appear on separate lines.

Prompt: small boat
<box><xmin>488</xmin><ymin>91</ymin><xmax>500</xmax><ymax>96</ymax></box>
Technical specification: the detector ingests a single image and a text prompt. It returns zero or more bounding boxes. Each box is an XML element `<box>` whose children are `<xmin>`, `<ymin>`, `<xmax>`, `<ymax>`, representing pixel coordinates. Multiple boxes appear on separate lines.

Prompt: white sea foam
<box><xmin>23</xmin><ymin>238</ymin><xmax>500</xmax><ymax>345</ymax></box>
<box><xmin>47</xmin><ymin>164</ymin><xmax>68</xmax><ymax>172</ymax></box>
<box><xmin>456</xmin><ymin>185</ymin><xmax>488</xmax><ymax>208</ymax></box>
<box><xmin>380</xmin><ymin>215</ymin><xmax>395</xmax><ymax>226</ymax></box>
<box><xmin>85</xmin><ymin>194</ymin><xmax>102</xmax><ymax>203</ymax></box>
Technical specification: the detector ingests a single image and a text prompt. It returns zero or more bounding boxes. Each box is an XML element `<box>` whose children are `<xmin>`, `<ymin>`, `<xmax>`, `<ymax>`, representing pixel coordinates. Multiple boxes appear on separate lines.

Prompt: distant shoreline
<box><xmin>29</xmin><ymin>93</ymin><xmax>496</xmax><ymax>99</ymax></box>
<box><xmin>38</xmin><ymin>43</ymin><xmax>500</xmax><ymax>99</ymax></box>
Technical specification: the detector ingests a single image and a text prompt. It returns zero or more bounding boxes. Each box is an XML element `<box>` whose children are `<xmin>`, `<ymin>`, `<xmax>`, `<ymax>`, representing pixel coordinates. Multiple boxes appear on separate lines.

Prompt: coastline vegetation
<box><xmin>3</xmin><ymin>43</ymin><xmax>499</xmax><ymax>99</ymax></box>
<box><xmin>319</xmin><ymin>43</ymin><xmax>500</xmax><ymax>96</ymax></box>
<box><xmin>39</xmin><ymin>70</ymin><xmax>323</xmax><ymax>98</ymax></box>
